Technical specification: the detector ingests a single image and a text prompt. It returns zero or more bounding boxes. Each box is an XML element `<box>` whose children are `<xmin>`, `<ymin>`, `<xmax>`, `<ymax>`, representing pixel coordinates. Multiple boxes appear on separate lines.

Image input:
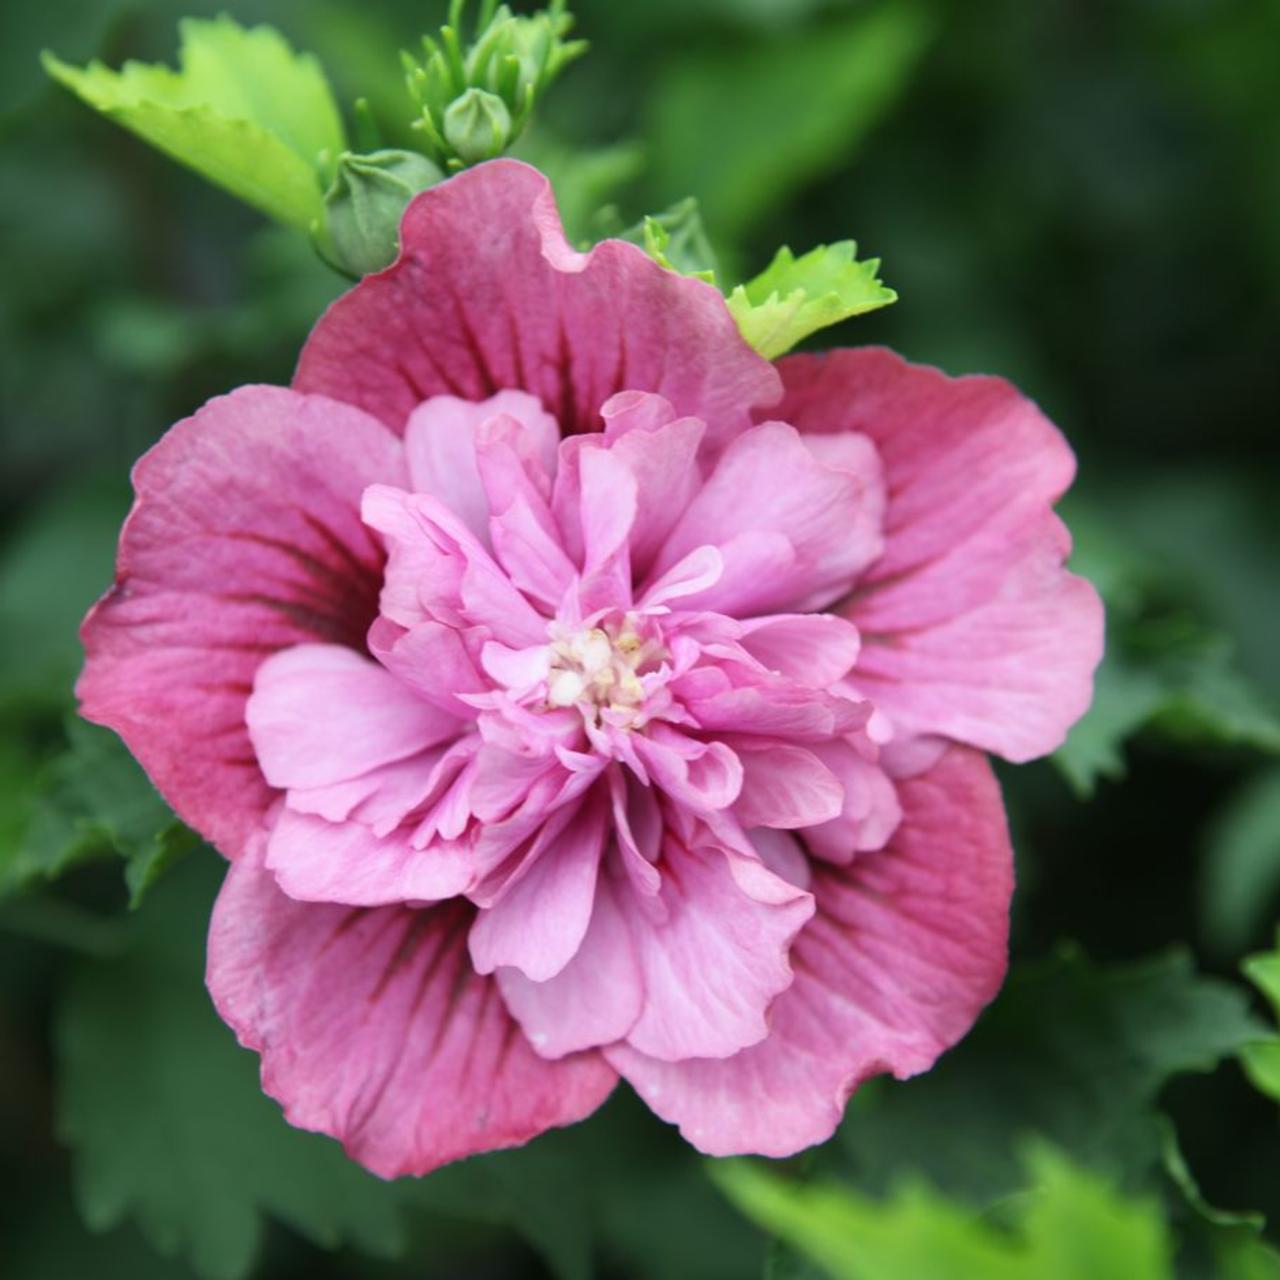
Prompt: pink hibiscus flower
<box><xmin>78</xmin><ymin>160</ymin><xmax>1102</xmax><ymax>1176</ymax></box>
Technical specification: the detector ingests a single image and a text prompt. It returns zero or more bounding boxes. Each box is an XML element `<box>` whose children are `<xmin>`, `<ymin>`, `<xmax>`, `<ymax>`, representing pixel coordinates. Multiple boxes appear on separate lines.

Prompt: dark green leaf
<box><xmin>1202</xmin><ymin>768</ymin><xmax>1280</xmax><ymax>955</ymax></box>
<box><xmin>838</xmin><ymin>947</ymin><xmax>1266</xmax><ymax>1205</ymax></box>
<box><xmin>55</xmin><ymin>855</ymin><xmax>405</xmax><ymax>1280</ymax></box>
<box><xmin>2</xmin><ymin>719</ymin><xmax>194</xmax><ymax>906</ymax></box>
<box><xmin>649</xmin><ymin>2</ymin><xmax>934</xmax><ymax>241</ymax></box>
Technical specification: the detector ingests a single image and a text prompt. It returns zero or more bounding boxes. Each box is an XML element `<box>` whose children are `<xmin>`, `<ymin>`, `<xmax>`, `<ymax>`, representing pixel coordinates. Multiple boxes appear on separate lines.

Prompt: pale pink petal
<box><xmin>747</xmin><ymin>828</ymin><xmax>812</xmax><ymax>890</ymax></box>
<box><xmin>246</xmin><ymin>644</ymin><xmax>461</xmax><ymax>790</ymax></box>
<box><xmin>601</xmin><ymin>394</ymin><xmax>707</xmax><ymax>576</ymax></box>
<box><xmin>469</xmin><ymin>792</ymin><xmax>607</xmax><ymax>981</ymax></box>
<box><xmin>736</xmin><ymin>613</ymin><xmax>861</xmax><ymax>686</ymax></box>
<box><xmin>665</xmin><ymin>531</ymin><xmax>799</xmax><ymax>617</ymax></box>
<box><xmin>732</xmin><ymin>742</ymin><xmax>844</xmax><ymax>829</ymax></box>
<box><xmin>286</xmin><ymin>746</ymin><xmax>450</xmax><ymax>835</ymax></box>
<box><xmin>207</xmin><ymin>853</ymin><xmax>615</xmax><ymax>1177</ymax></box>
<box><xmin>803</xmin><ymin>740</ymin><xmax>903</xmax><ymax>860</ymax></box>
<box><xmin>360</xmin><ymin>484</ymin><xmax>464</xmax><ymax>629</ymax></box>
<box><xmin>77</xmin><ymin>387</ymin><xmax>405</xmax><ymax>859</ymax></box>
<box><xmin>682</xmin><ymin>676</ymin><xmax>871</xmax><ymax>742</ymax></box>
<box><xmin>776</xmin><ymin>349</ymin><xmax>1103</xmax><ymax>761</ymax></box>
<box><xmin>295</xmin><ymin>159</ymin><xmax>779</xmax><ymax>442</ymax></box>
<box><xmin>577</xmin><ymin>446</ymin><xmax>637</xmax><ymax>610</ymax></box>
<box><xmin>364</xmin><ymin>486</ymin><xmax>548</xmax><ymax>646</ymax></box>
<box><xmin>618</xmin><ymin>837</ymin><xmax>813</xmax><ymax>1062</ymax></box>
<box><xmin>403</xmin><ymin>390</ymin><xmax>559</xmax><ymax>542</ymax></box>
<box><xmin>609</xmin><ymin>767</ymin><xmax>663</xmax><ymax>899</ymax></box>
<box><xmin>368</xmin><ymin>617</ymin><xmax>487</xmax><ymax>716</ymax></box>
<box><xmin>607</xmin><ymin>745</ymin><xmax>1011</xmax><ymax>1156</ymax></box>
<box><xmin>265</xmin><ymin>807</ymin><xmax>480</xmax><ymax>904</ymax></box>
<box><xmin>633</xmin><ymin>726</ymin><xmax>743</xmax><ymax>813</ymax></box>
<box><xmin>638</xmin><ymin>545</ymin><xmax>725</xmax><ymax>609</ymax></box>
<box><xmin>496</xmin><ymin>873</ymin><xmax>643</xmax><ymax>1057</ymax></box>
<box><xmin>653</xmin><ymin>421</ymin><xmax>883</xmax><ymax>614</ymax></box>
<box><xmin>475</xmin><ymin>423</ymin><xmax>575</xmax><ymax>607</ymax></box>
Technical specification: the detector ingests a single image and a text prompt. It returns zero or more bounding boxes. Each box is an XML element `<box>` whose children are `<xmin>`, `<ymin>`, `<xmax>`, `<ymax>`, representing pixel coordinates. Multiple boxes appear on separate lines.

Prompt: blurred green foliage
<box><xmin>3</xmin><ymin>1</ymin><xmax>1280</xmax><ymax>1278</ymax></box>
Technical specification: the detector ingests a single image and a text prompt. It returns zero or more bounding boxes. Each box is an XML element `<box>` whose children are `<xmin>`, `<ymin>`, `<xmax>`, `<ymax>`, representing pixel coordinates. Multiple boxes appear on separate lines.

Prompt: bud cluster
<box><xmin>403</xmin><ymin>0</ymin><xmax>586</xmax><ymax>170</ymax></box>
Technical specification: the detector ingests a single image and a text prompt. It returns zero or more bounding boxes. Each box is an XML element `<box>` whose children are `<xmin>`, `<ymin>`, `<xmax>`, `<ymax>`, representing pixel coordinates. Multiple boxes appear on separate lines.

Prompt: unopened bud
<box><xmin>321</xmin><ymin>149</ymin><xmax>442</xmax><ymax>277</ymax></box>
<box><xmin>442</xmin><ymin>89</ymin><xmax>512</xmax><ymax>166</ymax></box>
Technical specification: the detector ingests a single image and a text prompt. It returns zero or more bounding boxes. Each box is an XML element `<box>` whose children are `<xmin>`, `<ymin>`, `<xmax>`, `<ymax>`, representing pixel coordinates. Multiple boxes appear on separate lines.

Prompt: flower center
<box><xmin>545</xmin><ymin>615</ymin><xmax>665</xmax><ymax>725</ymax></box>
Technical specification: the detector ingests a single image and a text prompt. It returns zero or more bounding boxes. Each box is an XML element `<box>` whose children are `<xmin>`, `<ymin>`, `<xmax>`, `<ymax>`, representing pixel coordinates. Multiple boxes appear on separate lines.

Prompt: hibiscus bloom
<box><xmin>78</xmin><ymin>160</ymin><xmax>1102</xmax><ymax>1176</ymax></box>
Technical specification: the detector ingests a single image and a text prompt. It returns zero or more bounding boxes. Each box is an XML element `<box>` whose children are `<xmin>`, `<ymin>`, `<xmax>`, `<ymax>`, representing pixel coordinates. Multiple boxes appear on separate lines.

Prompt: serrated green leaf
<box><xmin>1017</xmin><ymin>1144</ymin><xmax>1172</xmax><ymax>1280</ymax></box>
<box><xmin>711</xmin><ymin>1144</ymin><xmax>1172</xmax><ymax>1280</ymax></box>
<box><xmin>44</xmin><ymin>16</ymin><xmax>345</xmax><ymax>230</ymax></box>
<box><xmin>55</xmin><ymin>855</ymin><xmax>405</xmax><ymax>1280</ymax></box>
<box><xmin>837</xmin><ymin>947</ymin><xmax>1267</xmax><ymax>1206</ymax></box>
<box><xmin>726</xmin><ymin>242</ymin><xmax>896</xmax><ymax>358</ymax></box>
<box><xmin>619</xmin><ymin>197</ymin><xmax>719</xmax><ymax>281</ymax></box>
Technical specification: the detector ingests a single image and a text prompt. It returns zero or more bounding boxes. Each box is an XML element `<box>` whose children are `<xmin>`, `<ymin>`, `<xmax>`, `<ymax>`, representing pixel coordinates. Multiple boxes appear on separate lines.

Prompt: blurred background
<box><xmin>2</xmin><ymin>1</ymin><xmax>1278</xmax><ymax>1277</ymax></box>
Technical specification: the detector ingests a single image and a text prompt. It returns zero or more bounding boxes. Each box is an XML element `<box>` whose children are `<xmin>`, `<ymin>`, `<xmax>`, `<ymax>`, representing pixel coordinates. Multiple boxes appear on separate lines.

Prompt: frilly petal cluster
<box><xmin>78</xmin><ymin>160</ymin><xmax>1102</xmax><ymax>1176</ymax></box>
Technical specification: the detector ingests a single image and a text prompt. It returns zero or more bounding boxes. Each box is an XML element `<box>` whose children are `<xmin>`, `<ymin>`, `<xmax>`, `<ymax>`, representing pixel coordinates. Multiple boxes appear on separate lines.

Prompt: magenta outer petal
<box><xmin>294</xmin><ymin>159</ymin><xmax>780</xmax><ymax>441</ymax></box>
<box><xmin>77</xmin><ymin>387</ymin><xmax>406</xmax><ymax>859</ymax></box>
<box><xmin>772</xmin><ymin>348</ymin><xmax>1104</xmax><ymax>762</ymax></box>
<box><xmin>207</xmin><ymin>849</ymin><xmax>616</xmax><ymax>1178</ymax></box>
<box><xmin>606</xmin><ymin>744</ymin><xmax>1012</xmax><ymax>1157</ymax></box>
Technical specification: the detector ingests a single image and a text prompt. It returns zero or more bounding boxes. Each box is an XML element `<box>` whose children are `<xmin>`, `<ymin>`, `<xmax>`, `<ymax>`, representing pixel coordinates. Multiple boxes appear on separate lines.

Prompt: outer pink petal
<box><xmin>294</xmin><ymin>159</ymin><xmax>779</xmax><ymax>442</ymax></box>
<box><xmin>620</xmin><ymin>838</ymin><xmax>814</xmax><ymax>1062</ymax></box>
<box><xmin>207</xmin><ymin>852</ymin><xmax>615</xmax><ymax>1178</ymax></box>
<box><xmin>774</xmin><ymin>348</ymin><xmax>1103</xmax><ymax>761</ymax></box>
<box><xmin>246</xmin><ymin>644</ymin><xmax>461</xmax><ymax>790</ymax></box>
<box><xmin>606</xmin><ymin>744</ymin><xmax>1012</xmax><ymax>1157</ymax></box>
<box><xmin>77</xmin><ymin>387</ymin><xmax>405</xmax><ymax>860</ymax></box>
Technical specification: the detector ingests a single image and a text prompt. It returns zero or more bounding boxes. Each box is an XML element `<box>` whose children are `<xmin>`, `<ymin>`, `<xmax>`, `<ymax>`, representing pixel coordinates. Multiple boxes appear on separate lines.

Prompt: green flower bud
<box><xmin>321</xmin><ymin>149</ymin><xmax>442</xmax><ymax>277</ymax></box>
<box><xmin>442</xmin><ymin>88</ymin><xmax>512</xmax><ymax>166</ymax></box>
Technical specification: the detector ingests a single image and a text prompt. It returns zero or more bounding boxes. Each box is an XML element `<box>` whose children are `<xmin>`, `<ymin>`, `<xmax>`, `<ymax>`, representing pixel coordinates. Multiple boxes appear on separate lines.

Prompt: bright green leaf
<box><xmin>44</xmin><ymin>16</ymin><xmax>346</xmax><ymax>230</ymax></box>
<box><xmin>55</xmin><ymin>856</ymin><xmax>405</xmax><ymax>1280</ymax></box>
<box><xmin>726</xmin><ymin>241</ymin><xmax>896</xmax><ymax>359</ymax></box>
<box><xmin>1018</xmin><ymin>1144</ymin><xmax>1172</xmax><ymax>1280</ymax></box>
<box><xmin>711</xmin><ymin>1145</ymin><xmax>1173</xmax><ymax>1280</ymax></box>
